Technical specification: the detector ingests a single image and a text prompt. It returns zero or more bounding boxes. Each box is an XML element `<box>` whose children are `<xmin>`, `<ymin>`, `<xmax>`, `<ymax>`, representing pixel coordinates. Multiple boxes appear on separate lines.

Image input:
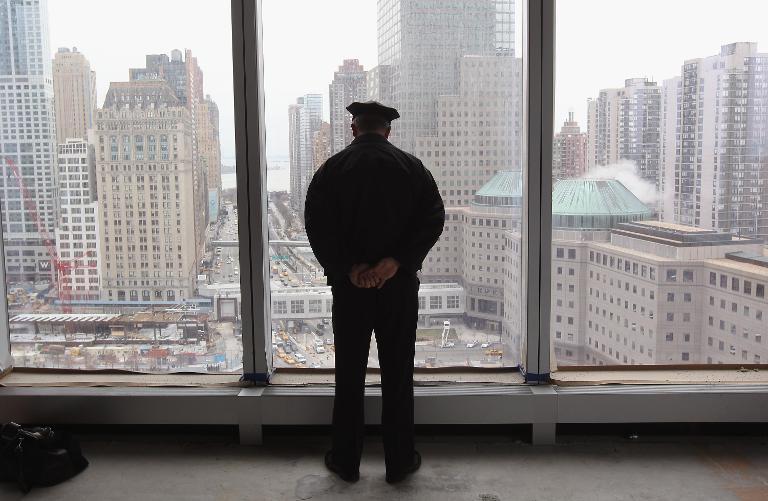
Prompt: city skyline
<box><xmin>42</xmin><ymin>1</ymin><xmax>768</xmax><ymax>160</ymax></box>
<box><xmin>3</xmin><ymin>0</ymin><xmax>767</xmax><ymax>372</ymax></box>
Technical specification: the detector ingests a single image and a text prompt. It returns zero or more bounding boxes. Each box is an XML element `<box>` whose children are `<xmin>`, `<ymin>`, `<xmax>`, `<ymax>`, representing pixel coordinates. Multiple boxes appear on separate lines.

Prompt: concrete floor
<box><xmin>1</xmin><ymin>433</ymin><xmax>767</xmax><ymax>501</ymax></box>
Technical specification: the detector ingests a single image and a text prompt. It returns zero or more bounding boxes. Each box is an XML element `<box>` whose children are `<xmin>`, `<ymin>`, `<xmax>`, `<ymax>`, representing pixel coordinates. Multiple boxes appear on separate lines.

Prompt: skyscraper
<box><xmin>0</xmin><ymin>0</ymin><xmax>57</xmax><ymax>284</ymax></box>
<box><xmin>329</xmin><ymin>59</ymin><xmax>367</xmax><ymax>154</ymax></box>
<box><xmin>129</xmin><ymin>50</ymin><xmax>204</xmax><ymax>108</ymax></box>
<box><xmin>375</xmin><ymin>0</ymin><xmax>514</xmax><ymax>153</ymax></box>
<box><xmin>552</xmin><ymin>112</ymin><xmax>587</xmax><ymax>180</ymax></box>
<box><xmin>55</xmin><ymin>138</ymin><xmax>100</xmax><ymax>301</ymax></box>
<box><xmin>288</xmin><ymin>94</ymin><xmax>322</xmax><ymax>213</ymax></box>
<box><xmin>667</xmin><ymin>42</ymin><xmax>768</xmax><ymax>239</ymax></box>
<box><xmin>52</xmin><ymin>47</ymin><xmax>96</xmax><ymax>145</ymax></box>
<box><xmin>130</xmin><ymin>50</ymin><xmax>208</xmax><ymax>253</ymax></box>
<box><xmin>96</xmin><ymin>80</ymin><xmax>198</xmax><ymax>302</ymax></box>
<box><xmin>313</xmin><ymin>121</ymin><xmax>331</xmax><ymax>170</ymax></box>
<box><xmin>197</xmin><ymin>95</ymin><xmax>222</xmax><ymax>222</ymax></box>
<box><xmin>415</xmin><ymin>55</ymin><xmax>521</xmax><ymax>209</ymax></box>
<box><xmin>660</xmin><ymin>76</ymin><xmax>680</xmax><ymax>223</ymax></box>
<box><xmin>587</xmin><ymin>78</ymin><xmax>662</xmax><ymax>188</ymax></box>
<box><xmin>366</xmin><ymin>64</ymin><xmax>393</xmax><ymax>104</ymax></box>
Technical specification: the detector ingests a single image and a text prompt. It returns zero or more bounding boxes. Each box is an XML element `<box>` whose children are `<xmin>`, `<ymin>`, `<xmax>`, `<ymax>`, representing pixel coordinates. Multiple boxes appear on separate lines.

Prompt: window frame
<box><xmin>12</xmin><ymin>0</ymin><xmax>760</xmax><ymax>382</ymax></box>
<box><xmin>237</xmin><ymin>0</ymin><xmax>555</xmax><ymax>382</ymax></box>
<box><xmin>0</xmin><ymin>233</ymin><xmax>10</xmax><ymax>375</ymax></box>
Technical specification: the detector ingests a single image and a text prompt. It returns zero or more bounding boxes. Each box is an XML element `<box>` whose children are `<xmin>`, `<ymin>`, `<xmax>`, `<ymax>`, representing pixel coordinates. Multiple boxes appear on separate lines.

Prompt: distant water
<box><xmin>221</xmin><ymin>164</ymin><xmax>290</xmax><ymax>193</ymax></box>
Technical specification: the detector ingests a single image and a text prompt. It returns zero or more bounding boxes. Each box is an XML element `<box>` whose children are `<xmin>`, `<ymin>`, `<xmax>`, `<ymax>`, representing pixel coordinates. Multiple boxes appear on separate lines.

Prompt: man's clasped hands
<box><xmin>348</xmin><ymin>257</ymin><xmax>400</xmax><ymax>289</ymax></box>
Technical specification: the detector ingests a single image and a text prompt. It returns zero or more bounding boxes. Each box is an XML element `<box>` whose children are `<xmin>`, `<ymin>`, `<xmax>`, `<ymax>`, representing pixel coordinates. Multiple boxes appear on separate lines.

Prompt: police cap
<box><xmin>346</xmin><ymin>101</ymin><xmax>400</xmax><ymax>122</ymax></box>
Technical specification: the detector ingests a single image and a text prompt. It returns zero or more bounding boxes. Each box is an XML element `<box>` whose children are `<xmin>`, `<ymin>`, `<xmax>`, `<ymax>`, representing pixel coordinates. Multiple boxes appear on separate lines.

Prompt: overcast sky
<box><xmin>48</xmin><ymin>1</ymin><xmax>768</xmax><ymax>161</ymax></box>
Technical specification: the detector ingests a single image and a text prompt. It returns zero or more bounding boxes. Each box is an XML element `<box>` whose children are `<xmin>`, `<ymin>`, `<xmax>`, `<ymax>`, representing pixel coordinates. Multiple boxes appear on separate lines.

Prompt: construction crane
<box><xmin>3</xmin><ymin>156</ymin><xmax>96</xmax><ymax>313</ymax></box>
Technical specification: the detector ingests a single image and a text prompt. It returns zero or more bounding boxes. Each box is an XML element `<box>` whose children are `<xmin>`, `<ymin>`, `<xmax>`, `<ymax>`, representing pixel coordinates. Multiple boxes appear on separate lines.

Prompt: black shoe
<box><xmin>385</xmin><ymin>451</ymin><xmax>421</xmax><ymax>484</ymax></box>
<box><xmin>325</xmin><ymin>451</ymin><xmax>360</xmax><ymax>483</ymax></box>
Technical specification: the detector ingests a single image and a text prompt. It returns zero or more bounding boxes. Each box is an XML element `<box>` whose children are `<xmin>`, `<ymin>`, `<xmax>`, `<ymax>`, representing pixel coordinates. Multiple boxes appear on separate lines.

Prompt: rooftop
<box><xmin>552</xmin><ymin>179</ymin><xmax>652</xmax><ymax>229</ymax></box>
<box><xmin>615</xmin><ymin>221</ymin><xmax>761</xmax><ymax>247</ymax></box>
<box><xmin>472</xmin><ymin>170</ymin><xmax>523</xmax><ymax>207</ymax></box>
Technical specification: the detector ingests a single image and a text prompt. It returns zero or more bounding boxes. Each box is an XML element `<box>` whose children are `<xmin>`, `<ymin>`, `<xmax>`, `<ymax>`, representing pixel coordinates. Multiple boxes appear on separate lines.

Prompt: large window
<box><xmin>1</xmin><ymin>0</ymin><xmax>241</xmax><ymax>373</ymax></box>
<box><xmin>551</xmin><ymin>0</ymin><xmax>768</xmax><ymax>367</ymax></box>
<box><xmin>264</xmin><ymin>0</ymin><xmax>525</xmax><ymax>370</ymax></box>
<box><xmin>5</xmin><ymin>1</ymin><xmax>762</xmax><ymax>381</ymax></box>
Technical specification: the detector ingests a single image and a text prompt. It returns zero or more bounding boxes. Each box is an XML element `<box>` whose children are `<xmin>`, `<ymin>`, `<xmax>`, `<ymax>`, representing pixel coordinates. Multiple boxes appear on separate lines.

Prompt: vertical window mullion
<box><xmin>524</xmin><ymin>0</ymin><xmax>555</xmax><ymax>382</ymax></box>
<box><xmin>0</xmin><ymin>228</ymin><xmax>11</xmax><ymax>374</ymax></box>
<box><xmin>232</xmin><ymin>0</ymin><xmax>272</xmax><ymax>381</ymax></box>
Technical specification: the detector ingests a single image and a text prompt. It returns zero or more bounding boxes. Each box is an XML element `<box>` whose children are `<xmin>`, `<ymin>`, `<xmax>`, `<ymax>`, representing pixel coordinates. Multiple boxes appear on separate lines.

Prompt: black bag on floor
<box><xmin>0</xmin><ymin>422</ymin><xmax>89</xmax><ymax>492</ymax></box>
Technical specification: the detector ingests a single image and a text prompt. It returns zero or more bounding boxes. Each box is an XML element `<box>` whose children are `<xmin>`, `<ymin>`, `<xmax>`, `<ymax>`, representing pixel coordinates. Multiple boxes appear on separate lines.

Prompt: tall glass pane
<box><xmin>264</xmin><ymin>0</ymin><xmax>525</xmax><ymax>369</ymax></box>
<box><xmin>552</xmin><ymin>0</ymin><xmax>768</xmax><ymax>368</ymax></box>
<box><xmin>1</xmin><ymin>0</ymin><xmax>242</xmax><ymax>372</ymax></box>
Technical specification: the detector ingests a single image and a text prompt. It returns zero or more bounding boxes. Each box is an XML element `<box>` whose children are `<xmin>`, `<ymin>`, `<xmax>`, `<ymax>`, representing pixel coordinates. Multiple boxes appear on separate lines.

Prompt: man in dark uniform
<box><xmin>305</xmin><ymin>101</ymin><xmax>444</xmax><ymax>484</ymax></box>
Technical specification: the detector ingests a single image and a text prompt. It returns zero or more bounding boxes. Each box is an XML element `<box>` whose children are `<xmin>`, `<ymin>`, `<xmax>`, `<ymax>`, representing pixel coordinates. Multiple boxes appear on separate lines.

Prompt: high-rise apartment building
<box><xmin>95</xmin><ymin>80</ymin><xmax>197</xmax><ymax>303</ymax></box>
<box><xmin>552</xmin><ymin>112</ymin><xmax>587</xmax><ymax>180</ymax></box>
<box><xmin>329</xmin><ymin>60</ymin><xmax>367</xmax><ymax>154</ymax></box>
<box><xmin>288</xmin><ymin>94</ymin><xmax>322</xmax><ymax>213</ymax></box>
<box><xmin>660</xmin><ymin>76</ymin><xmax>680</xmax><ymax>223</ymax></box>
<box><xmin>52</xmin><ymin>47</ymin><xmax>96</xmax><ymax>145</ymax></box>
<box><xmin>54</xmin><ymin>138</ymin><xmax>99</xmax><ymax>301</ymax></box>
<box><xmin>587</xmin><ymin>78</ymin><xmax>661</xmax><ymax>188</ymax></box>
<box><xmin>130</xmin><ymin>50</ymin><xmax>208</xmax><ymax>252</ymax></box>
<box><xmin>0</xmin><ymin>0</ymin><xmax>57</xmax><ymax>284</ymax></box>
<box><xmin>375</xmin><ymin>0</ymin><xmax>514</xmax><ymax>153</ymax></box>
<box><xmin>666</xmin><ymin>42</ymin><xmax>768</xmax><ymax>240</ymax></box>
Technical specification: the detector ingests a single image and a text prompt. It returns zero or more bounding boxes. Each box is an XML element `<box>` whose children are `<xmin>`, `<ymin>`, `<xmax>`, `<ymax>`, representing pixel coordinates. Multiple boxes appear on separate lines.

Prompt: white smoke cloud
<box><xmin>581</xmin><ymin>160</ymin><xmax>659</xmax><ymax>206</ymax></box>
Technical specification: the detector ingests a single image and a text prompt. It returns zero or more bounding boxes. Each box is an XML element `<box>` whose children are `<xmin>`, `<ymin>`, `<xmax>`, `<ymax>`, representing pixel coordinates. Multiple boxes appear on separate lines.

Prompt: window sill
<box><xmin>0</xmin><ymin>368</ymin><xmax>242</xmax><ymax>388</ymax></box>
<box><xmin>552</xmin><ymin>365</ymin><xmax>768</xmax><ymax>386</ymax></box>
<box><xmin>0</xmin><ymin>367</ymin><xmax>524</xmax><ymax>387</ymax></box>
<box><xmin>269</xmin><ymin>368</ymin><xmax>525</xmax><ymax>386</ymax></box>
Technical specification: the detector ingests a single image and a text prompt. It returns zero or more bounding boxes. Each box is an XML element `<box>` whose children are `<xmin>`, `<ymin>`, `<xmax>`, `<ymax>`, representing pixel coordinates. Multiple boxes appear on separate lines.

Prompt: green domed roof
<box><xmin>552</xmin><ymin>179</ymin><xmax>652</xmax><ymax>229</ymax></box>
<box><xmin>473</xmin><ymin>170</ymin><xmax>523</xmax><ymax>207</ymax></box>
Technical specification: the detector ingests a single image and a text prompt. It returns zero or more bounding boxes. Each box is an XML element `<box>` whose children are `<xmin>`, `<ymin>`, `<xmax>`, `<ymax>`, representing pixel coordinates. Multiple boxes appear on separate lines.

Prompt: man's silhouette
<box><xmin>305</xmin><ymin>101</ymin><xmax>445</xmax><ymax>483</ymax></box>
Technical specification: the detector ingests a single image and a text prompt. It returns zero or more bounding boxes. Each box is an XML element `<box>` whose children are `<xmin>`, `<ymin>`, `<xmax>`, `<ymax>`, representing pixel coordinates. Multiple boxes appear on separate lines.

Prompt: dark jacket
<box><xmin>305</xmin><ymin>133</ymin><xmax>445</xmax><ymax>285</ymax></box>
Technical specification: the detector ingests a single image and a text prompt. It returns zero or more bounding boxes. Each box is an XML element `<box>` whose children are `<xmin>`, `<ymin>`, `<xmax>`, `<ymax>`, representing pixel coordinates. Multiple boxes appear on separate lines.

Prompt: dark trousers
<box><xmin>330</xmin><ymin>270</ymin><xmax>419</xmax><ymax>475</ymax></box>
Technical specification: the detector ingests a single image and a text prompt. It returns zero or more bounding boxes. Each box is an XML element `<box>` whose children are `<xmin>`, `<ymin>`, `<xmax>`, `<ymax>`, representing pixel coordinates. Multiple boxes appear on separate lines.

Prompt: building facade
<box><xmin>366</xmin><ymin>64</ymin><xmax>393</xmax><ymax>104</ymax></box>
<box><xmin>542</xmin><ymin>179</ymin><xmax>767</xmax><ymax>367</ymax></box>
<box><xmin>0</xmin><ymin>0</ymin><xmax>57</xmax><ymax>284</ymax></box>
<box><xmin>587</xmin><ymin>78</ymin><xmax>661</xmax><ymax>189</ymax></box>
<box><xmin>54</xmin><ymin>139</ymin><xmax>99</xmax><ymax>301</ymax></box>
<box><xmin>313</xmin><ymin>121</ymin><xmax>331</xmax><ymax>170</ymax></box>
<box><xmin>95</xmin><ymin>80</ymin><xmax>198</xmax><ymax>303</ymax></box>
<box><xmin>52</xmin><ymin>47</ymin><xmax>96</xmax><ymax>145</ymax></box>
<box><xmin>552</xmin><ymin>112</ymin><xmax>587</xmax><ymax>180</ymax></box>
<box><xmin>197</xmin><ymin>95</ymin><xmax>221</xmax><ymax>223</ymax></box>
<box><xmin>288</xmin><ymin>94</ymin><xmax>322</xmax><ymax>214</ymax></box>
<box><xmin>329</xmin><ymin>59</ymin><xmax>367</xmax><ymax>154</ymax></box>
<box><xmin>130</xmin><ymin>50</ymin><xmax>208</xmax><ymax>252</ymax></box>
<box><xmin>420</xmin><ymin>170</ymin><xmax>523</xmax><ymax>363</ymax></box>
<box><xmin>415</xmin><ymin>55</ymin><xmax>522</xmax><ymax>208</ymax></box>
<box><xmin>376</xmin><ymin>0</ymin><xmax>514</xmax><ymax>153</ymax></box>
<box><xmin>666</xmin><ymin>42</ymin><xmax>768</xmax><ymax>240</ymax></box>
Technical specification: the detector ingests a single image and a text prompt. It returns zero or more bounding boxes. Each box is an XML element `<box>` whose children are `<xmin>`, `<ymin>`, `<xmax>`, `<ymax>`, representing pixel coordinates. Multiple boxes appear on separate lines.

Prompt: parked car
<box><xmin>443</xmin><ymin>342</ymin><xmax>455</xmax><ymax>348</ymax></box>
<box><xmin>466</xmin><ymin>342</ymin><xmax>477</xmax><ymax>348</ymax></box>
<box><xmin>480</xmin><ymin>343</ymin><xmax>490</xmax><ymax>349</ymax></box>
